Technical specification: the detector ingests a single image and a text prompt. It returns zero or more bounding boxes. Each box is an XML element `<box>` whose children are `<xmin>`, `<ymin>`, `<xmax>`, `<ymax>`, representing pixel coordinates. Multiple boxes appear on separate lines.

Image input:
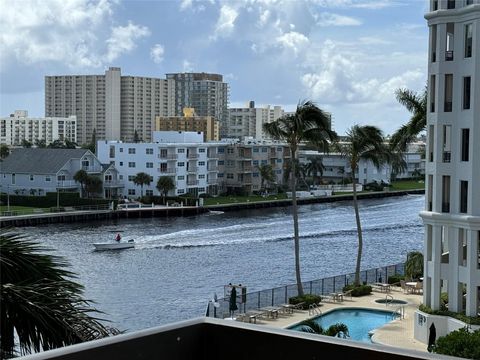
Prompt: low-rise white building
<box><xmin>97</xmin><ymin>131</ymin><xmax>219</xmax><ymax>198</ymax></box>
<box><xmin>0</xmin><ymin>110</ymin><xmax>77</xmax><ymax>146</ymax></box>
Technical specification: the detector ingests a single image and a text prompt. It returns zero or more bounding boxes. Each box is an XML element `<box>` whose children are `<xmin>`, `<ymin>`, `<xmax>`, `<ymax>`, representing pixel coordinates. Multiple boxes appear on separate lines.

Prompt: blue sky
<box><xmin>0</xmin><ymin>0</ymin><xmax>429</xmax><ymax>135</ymax></box>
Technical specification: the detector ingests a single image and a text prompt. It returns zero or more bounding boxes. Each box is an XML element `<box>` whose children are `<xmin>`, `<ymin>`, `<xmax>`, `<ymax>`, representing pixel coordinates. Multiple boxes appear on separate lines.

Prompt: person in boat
<box><xmin>115</xmin><ymin>233</ymin><xmax>121</xmax><ymax>242</ymax></box>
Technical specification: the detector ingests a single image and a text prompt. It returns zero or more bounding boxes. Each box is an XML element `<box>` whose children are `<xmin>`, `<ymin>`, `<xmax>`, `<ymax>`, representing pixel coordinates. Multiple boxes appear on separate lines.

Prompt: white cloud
<box><xmin>276</xmin><ymin>31</ymin><xmax>309</xmax><ymax>56</ymax></box>
<box><xmin>211</xmin><ymin>5</ymin><xmax>238</xmax><ymax>40</ymax></box>
<box><xmin>105</xmin><ymin>22</ymin><xmax>150</xmax><ymax>63</ymax></box>
<box><xmin>150</xmin><ymin>44</ymin><xmax>165</xmax><ymax>64</ymax></box>
<box><xmin>183</xmin><ymin>60</ymin><xmax>194</xmax><ymax>72</ymax></box>
<box><xmin>179</xmin><ymin>0</ymin><xmax>193</xmax><ymax>11</ymax></box>
<box><xmin>317</xmin><ymin>12</ymin><xmax>362</xmax><ymax>27</ymax></box>
<box><xmin>358</xmin><ymin>36</ymin><xmax>391</xmax><ymax>45</ymax></box>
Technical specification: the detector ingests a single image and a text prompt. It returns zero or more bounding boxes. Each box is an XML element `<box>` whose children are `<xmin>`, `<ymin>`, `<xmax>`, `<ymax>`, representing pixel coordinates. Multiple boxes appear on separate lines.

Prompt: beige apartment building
<box><xmin>155</xmin><ymin>108</ymin><xmax>220</xmax><ymax>141</ymax></box>
<box><xmin>45</xmin><ymin>67</ymin><xmax>175</xmax><ymax>144</ymax></box>
<box><xmin>217</xmin><ymin>139</ymin><xmax>291</xmax><ymax>194</ymax></box>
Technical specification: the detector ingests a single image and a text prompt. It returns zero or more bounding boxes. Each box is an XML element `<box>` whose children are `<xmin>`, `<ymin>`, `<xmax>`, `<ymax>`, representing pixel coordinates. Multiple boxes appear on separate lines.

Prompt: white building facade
<box><xmin>97</xmin><ymin>132</ymin><xmax>219</xmax><ymax>198</ymax></box>
<box><xmin>421</xmin><ymin>1</ymin><xmax>480</xmax><ymax>317</ymax></box>
<box><xmin>0</xmin><ymin>110</ymin><xmax>77</xmax><ymax>146</ymax></box>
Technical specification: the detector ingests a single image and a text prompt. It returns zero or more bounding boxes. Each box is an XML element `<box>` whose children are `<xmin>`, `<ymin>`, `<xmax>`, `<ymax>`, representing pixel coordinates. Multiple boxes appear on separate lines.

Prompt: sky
<box><xmin>0</xmin><ymin>0</ymin><xmax>429</xmax><ymax>136</ymax></box>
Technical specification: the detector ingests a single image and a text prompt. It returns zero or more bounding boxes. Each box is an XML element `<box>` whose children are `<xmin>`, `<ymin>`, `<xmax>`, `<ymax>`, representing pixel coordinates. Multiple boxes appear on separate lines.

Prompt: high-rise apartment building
<box><xmin>0</xmin><ymin>110</ymin><xmax>77</xmax><ymax>146</ymax></box>
<box><xmin>155</xmin><ymin>108</ymin><xmax>220</xmax><ymax>141</ymax></box>
<box><xmin>227</xmin><ymin>101</ymin><xmax>285</xmax><ymax>140</ymax></box>
<box><xmin>166</xmin><ymin>73</ymin><xmax>229</xmax><ymax>137</ymax></box>
<box><xmin>45</xmin><ymin>67</ymin><xmax>175</xmax><ymax>144</ymax></box>
<box><xmin>421</xmin><ymin>0</ymin><xmax>479</xmax><ymax>317</ymax></box>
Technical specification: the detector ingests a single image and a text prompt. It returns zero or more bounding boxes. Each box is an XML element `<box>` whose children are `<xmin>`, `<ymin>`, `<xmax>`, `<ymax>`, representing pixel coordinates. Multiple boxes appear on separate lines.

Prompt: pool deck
<box><xmin>246</xmin><ymin>286</ymin><xmax>427</xmax><ymax>352</ymax></box>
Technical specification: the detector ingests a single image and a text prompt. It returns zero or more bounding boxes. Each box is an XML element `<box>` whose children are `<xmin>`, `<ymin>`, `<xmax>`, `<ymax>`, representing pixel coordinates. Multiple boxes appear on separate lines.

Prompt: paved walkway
<box><xmin>241</xmin><ymin>287</ymin><xmax>427</xmax><ymax>353</ymax></box>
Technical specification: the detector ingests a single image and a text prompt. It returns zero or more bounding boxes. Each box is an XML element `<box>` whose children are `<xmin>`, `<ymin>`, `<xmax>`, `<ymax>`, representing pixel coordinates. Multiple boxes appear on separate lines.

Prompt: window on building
<box><xmin>198</xmin><ymin>161</ymin><xmax>205</xmax><ymax>166</ymax></box>
<box><xmin>442</xmin><ymin>175</ymin><xmax>450</xmax><ymax>213</ymax></box>
<box><xmin>199</xmin><ymin>148</ymin><xmax>206</xmax><ymax>153</ymax></box>
<box><xmin>119</xmin><ymin>161</ymin><xmax>123</xmax><ymax>166</ymax></box>
<box><xmin>253</xmin><ymin>148</ymin><xmax>259</xmax><ymax>153</ymax></box>
<box><xmin>119</xmin><ymin>148</ymin><xmax>123</xmax><ymax>153</ymax></box>
<box><xmin>109</xmin><ymin>146</ymin><xmax>115</xmax><ymax>158</ymax></box>
<box><xmin>128</xmin><ymin>162</ymin><xmax>136</xmax><ymax>168</ymax></box>
<box><xmin>177</xmin><ymin>175</ymin><xmax>185</xmax><ymax>180</ymax></box>
<box><xmin>276</xmin><ymin>170</ymin><xmax>282</xmax><ymax>174</ymax></box>
<box><xmin>463</xmin><ymin>76</ymin><xmax>471</xmax><ymax>110</ymax></box>
<box><xmin>262</xmin><ymin>147</ymin><xmax>267</xmax><ymax>152</ymax></box>
<box><xmin>442</xmin><ymin>125</ymin><xmax>451</xmax><ymax>163</ymax></box>
<box><xmin>198</xmin><ymin>187</ymin><xmax>205</xmax><ymax>192</ymax></box>
<box><xmin>444</xmin><ymin>74</ymin><xmax>453</xmax><ymax>112</ymax></box>
<box><xmin>177</xmin><ymin>162</ymin><xmax>185</xmax><ymax>167</ymax></box>
<box><xmin>430</xmin><ymin>75</ymin><xmax>436</xmax><ymax>112</ymax></box>
<box><xmin>30</xmin><ymin>174</ymin><xmax>34</xmax><ymax>181</ymax></box>
<box><xmin>253</xmin><ymin>160</ymin><xmax>259</xmax><ymax>166</ymax></box>
<box><xmin>447</xmin><ymin>0</ymin><xmax>455</xmax><ymax>9</ymax></box>
<box><xmin>218</xmin><ymin>147</ymin><xmax>225</xmax><ymax>153</ymax></box>
<box><xmin>45</xmin><ymin>176</ymin><xmax>51</xmax><ymax>182</ymax></box>
<box><xmin>445</xmin><ymin>23</ymin><xmax>454</xmax><ymax>61</ymax></box>
<box><xmin>128</xmin><ymin>148</ymin><xmax>136</xmax><ymax>154</ymax></box>
<box><xmin>465</xmin><ymin>23</ymin><xmax>472</xmax><ymax>58</ymax></box>
<box><xmin>431</xmin><ymin>24</ymin><xmax>437</xmax><ymax>62</ymax></box>
<box><xmin>145</xmin><ymin>190</ymin><xmax>153</xmax><ymax>196</ymax></box>
<box><xmin>218</xmin><ymin>173</ymin><xmax>224</xmax><ymax>178</ymax></box>
<box><xmin>178</xmin><ymin>148</ymin><xmax>185</xmax><ymax>153</ymax></box>
<box><xmin>128</xmin><ymin>175</ymin><xmax>135</xmax><ymax>181</ymax></box>
<box><xmin>177</xmin><ymin>189</ymin><xmax>185</xmax><ymax>194</ymax></box>
<box><xmin>119</xmin><ymin>175</ymin><xmax>123</xmax><ymax>180</ymax></box>
<box><xmin>261</xmin><ymin>160</ymin><xmax>268</xmax><ymax>165</ymax></box>
<box><xmin>277</xmin><ymin>147</ymin><xmax>283</xmax><ymax>151</ymax></box>
<box><xmin>226</xmin><ymin>160</ymin><xmax>234</xmax><ymax>167</ymax></box>
<box><xmin>277</xmin><ymin>159</ymin><xmax>282</xmax><ymax>163</ymax></box>
<box><xmin>128</xmin><ymin>189</ymin><xmax>135</xmax><ymax>195</ymax></box>
<box><xmin>146</xmin><ymin>148</ymin><xmax>153</xmax><ymax>154</ymax></box>
<box><xmin>227</xmin><ymin>173</ymin><xmax>234</xmax><ymax>179</ymax></box>
<box><xmin>198</xmin><ymin>174</ymin><xmax>205</xmax><ymax>179</ymax></box>
<box><xmin>146</xmin><ymin>162</ymin><xmax>153</xmax><ymax>168</ymax></box>
<box><xmin>227</xmin><ymin>148</ymin><xmax>234</xmax><ymax>154</ymax></box>
<box><xmin>218</xmin><ymin>160</ymin><xmax>224</xmax><ymax>165</ymax></box>
<box><xmin>461</xmin><ymin>128</ymin><xmax>470</xmax><ymax>162</ymax></box>
<box><xmin>253</xmin><ymin>172</ymin><xmax>259</xmax><ymax>177</ymax></box>
<box><xmin>460</xmin><ymin>180</ymin><xmax>468</xmax><ymax>213</ymax></box>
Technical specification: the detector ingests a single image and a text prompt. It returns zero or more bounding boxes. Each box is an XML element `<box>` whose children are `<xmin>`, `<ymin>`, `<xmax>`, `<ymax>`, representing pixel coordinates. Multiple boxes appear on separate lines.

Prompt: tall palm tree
<box><xmin>300</xmin><ymin>319</ymin><xmax>349</xmax><ymax>338</ymax></box>
<box><xmin>336</xmin><ymin>125</ymin><xmax>390</xmax><ymax>286</ymax></box>
<box><xmin>390</xmin><ymin>88</ymin><xmax>427</xmax><ymax>152</ymax></box>
<box><xmin>156</xmin><ymin>176</ymin><xmax>175</xmax><ymax>203</ymax></box>
<box><xmin>405</xmin><ymin>251</ymin><xmax>424</xmax><ymax>280</ymax></box>
<box><xmin>0</xmin><ymin>230</ymin><xmax>115</xmax><ymax>358</ymax></box>
<box><xmin>305</xmin><ymin>156</ymin><xmax>325</xmax><ymax>186</ymax></box>
<box><xmin>257</xmin><ymin>164</ymin><xmax>275</xmax><ymax>193</ymax></box>
<box><xmin>73</xmin><ymin>170</ymin><xmax>89</xmax><ymax>197</ymax></box>
<box><xmin>263</xmin><ymin>100</ymin><xmax>337</xmax><ymax>296</ymax></box>
<box><xmin>133</xmin><ymin>172</ymin><xmax>152</xmax><ymax>197</ymax></box>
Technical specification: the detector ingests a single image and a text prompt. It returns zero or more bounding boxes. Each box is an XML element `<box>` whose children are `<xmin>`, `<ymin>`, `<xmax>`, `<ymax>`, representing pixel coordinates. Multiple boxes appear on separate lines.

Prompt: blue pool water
<box><xmin>291</xmin><ymin>308</ymin><xmax>398</xmax><ymax>343</ymax></box>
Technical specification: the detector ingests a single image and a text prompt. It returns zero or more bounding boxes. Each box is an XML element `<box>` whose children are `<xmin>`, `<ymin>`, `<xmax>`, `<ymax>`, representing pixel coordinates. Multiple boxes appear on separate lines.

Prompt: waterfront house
<box><xmin>0</xmin><ymin>148</ymin><xmax>122</xmax><ymax>199</ymax></box>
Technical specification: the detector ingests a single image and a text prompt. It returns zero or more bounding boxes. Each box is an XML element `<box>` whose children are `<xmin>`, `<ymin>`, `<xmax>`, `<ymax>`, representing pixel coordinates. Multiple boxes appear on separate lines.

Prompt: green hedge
<box><xmin>418</xmin><ymin>304</ymin><xmax>480</xmax><ymax>325</ymax></box>
<box><xmin>388</xmin><ymin>275</ymin><xmax>406</xmax><ymax>285</ymax></box>
<box><xmin>342</xmin><ymin>284</ymin><xmax>372</xmax><ymax>297</ymax></box>
<box><xmin>289</xmin><ymin>294</ymin><xmax>322</xmax><ymax>309</ymax></box>
<box><xmin>431</xmin><ymin>328</ymin><xmax>480</xmax><ymax>358</ymax></box>
<box><xmin>138</xmin><ymin>195</ymin><xmax>197</xmax><ymax>206</ymax></box>
<box><xmin>2</xmin><ymin>192</ymin><xmax>110</xmax><ymax>208</ymax></box>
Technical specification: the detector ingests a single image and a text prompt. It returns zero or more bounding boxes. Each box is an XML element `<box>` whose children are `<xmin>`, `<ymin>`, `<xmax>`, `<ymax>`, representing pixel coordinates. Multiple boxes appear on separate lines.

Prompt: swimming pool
<box><xmin>290</xmin><ymin>308</ymin><xmax>398</xmax><ymax>343</ymax></box>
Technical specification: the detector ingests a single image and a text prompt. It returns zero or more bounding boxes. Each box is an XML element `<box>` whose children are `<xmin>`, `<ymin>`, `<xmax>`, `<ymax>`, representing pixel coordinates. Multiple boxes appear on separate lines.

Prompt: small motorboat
<box><xmin>93</xmin><ymin>240</ymin><xmax>135</xmax><ymax>251</ymax></box>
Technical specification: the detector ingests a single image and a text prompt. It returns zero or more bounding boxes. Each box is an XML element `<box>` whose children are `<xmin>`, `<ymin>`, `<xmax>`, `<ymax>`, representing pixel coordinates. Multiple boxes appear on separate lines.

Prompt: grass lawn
<box><xmin>390</xmin><ymin>180</ymin><xmax>425</xmax><ymax>191</ymax></box>
<box><xmin>204</xmin><ymin>193</ymin><xmax>288</xmax><ymax>206</ymax></box>
<box><xmin>0</xmin><ymin>205</ymin><xmax>48</xmax><ymax>215</ymax></box>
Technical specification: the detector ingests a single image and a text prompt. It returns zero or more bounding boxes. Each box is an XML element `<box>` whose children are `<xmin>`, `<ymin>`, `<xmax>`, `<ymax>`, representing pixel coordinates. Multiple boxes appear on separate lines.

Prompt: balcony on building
<box><xmin>82</xmin><ymin>165</ymin><xmax>102</xmax><ymax>173</ymax></box>
<box><xmin>158</xmin><ymin>153</ymin><xmax>177</xmax><ymax>160</ymax></box>
<box><xmin>56</xmin><ymin>180</ymin><xmax>79</xmax><ymax>189</ymax></box>
<box><xmin>207</xmin><ymin>149</ymin><xmax>218</xmax><ymax>159</ymax></box>
<box><xmin>103</xmin><ymin>180</ymin><xmax>124</xmax><ymax>188</ymax></box>
<box><xmin>187</xmin><ymin>149</ymin><xmax>198</xmax><ymax>159</ymax></box>
<box><xmin>187</xmin><ymin>178</ymin><xmax>199</xmax><ymax>186</ymax></box>
<box><xmin>158</xmin><ymin>168</ymin><xmax>176</xmax><ymax>175</ymax></box>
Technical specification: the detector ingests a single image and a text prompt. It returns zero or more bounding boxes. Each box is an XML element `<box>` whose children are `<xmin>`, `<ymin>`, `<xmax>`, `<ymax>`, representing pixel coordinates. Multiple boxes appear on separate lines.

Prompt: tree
<box><xmin>82</xmin><ymin>128</ymin><xmax>97</xmax><ymax>154</ymax></box>
<box><xmin>299</xmin><ymin>319</ymin><xmax>349</xmax><ymax>338</ymax></box>
<box><xmin>21</xmin><ymin>139</ymin><xmax>33</xmax><ymax>148</ymax></box>
<box><xmin>0</xmin><ymin>230</ymin><xmax>115</xmax><ymax>358</ymax></box>
<box><xmin>0</xmin><ymin>144</ymin><xmax>10</xmax><ymax>159</ymax></box>
<box><xmin>263</xmin><ymin>100</ymin><xmax>337</xmax><ymax>296</ymax></box>
<box><xmin>64</xmin><ymin>139</ymin><xmax>77</xmax><ymax>149</ymax></box>
<box><xmin>336</xmin><ymin>125</ymin><xmax>390</xmax><ymax>286</ymax></box>
<box><xmin>73</xmin><ymin>170</ymin><xmax>89</xmax><ymax>197</ymax></box>
<box><xmin>133</xmin><ymin>172</ymin><xmax>152</xmax><ymax>197</ymax></box>
<box><xmin>305</xmin><ymin>156</ymin><xmax>325</xmax><ymax>186</ymax></box>
<box><xmin>257</xmin><ymin>164</ymin><xmax>275</xmax><ymax>193</ymax></box>
<box><xmin>35</xmin><ymin>139</ymin><xmax>46</xmax><ymax>148</ymax></box>
<box><xmin>390</xmin><ymin>88</ymin><xmax>427</xmax><ymax>152</ymax></box>
<box><xmin>133</xmin><ymin>130</ymin><xmax>142</xmax><ymax>143</ymax></box>
<box><xmin>405</xmin><ymin>251</ymin><xmax>424</xmax><ymax>280</ymax></box>
<box><xmin>389</xmin><ymin>151</ymin><xmax>408</xmax><ymax>182</ymax></box>
<box><xmin>85</xmin><ymin>176</ymin><xmax>103</xmax><ymax>198</ymax></box>
<box><xmin>431</xmin><ymin>328</ymin><xmax>480</xmax><ymax>359</ymax></box>
<box><xmin>156</xmin><ymin>176</ymin><xmax>175</xmax><ymax>202</ymax></box>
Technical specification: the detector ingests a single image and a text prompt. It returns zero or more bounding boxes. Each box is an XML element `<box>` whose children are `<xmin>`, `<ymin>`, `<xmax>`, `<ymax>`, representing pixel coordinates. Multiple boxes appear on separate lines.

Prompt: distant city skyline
<box><xmin>0</xmin><ymin>0</ymin><xmax>428</xmax><ymax>136</ymax></box>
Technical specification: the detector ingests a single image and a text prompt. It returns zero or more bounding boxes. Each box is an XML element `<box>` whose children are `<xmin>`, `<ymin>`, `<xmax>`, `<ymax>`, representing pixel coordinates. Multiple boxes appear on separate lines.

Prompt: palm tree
<box><xmin>133</xmin><ymin>172</ymin><xmax>152</xmax><ymax>197</ymax></box>
<box><xmin>257</xmin><ymin>164</ymin><xmax>275</xmax><ymax>194</ymax></box>
<box><xmin>0</xmin><ymin>144</ymin><xmax>10</xmax><ymax>159</ymax></box>
<box><xmin>263</xmin><ymin>100</ymin><xmax>337</xmax><ymax>296</ymax></box>
<box><xmin>0</xmin><ymin>230</ymin><xmax>115</xmax><ymax>357</ymax></box>
<box><xmin>85</xmin><ymin>176</ymin><xmax>103</xmax><ymax>198</ymax></box>
<box><xmin>389</xmin><ymin>151</ymin><xmax>408</xmax><ymax>182</ymax></box>
<box><xmin>156</xmin><ymin>176</ymin><xmax>175</xmax><ymax>203</ymax></box>
<box><xmin>390</xmin><ymin>88</ymin><xmax>427</xmax><ymax>152</ymax></box>
<box><xmin>336</xmin><ymin>125</ymin><xmax>390</xmax><ymax>286</ymax></box>
<box><xmin>300</xmin><ymin>319</ymin><xmax>349</xmax><ymax>338</ymax></box>
<box><xmin>73</xmin><ymin>170</ymin><xmax>89</xmax><ymax>197</ymax></box>
<box><xmin>405</xmin><ymin>251</ymin><xmax>424</xmax><ymax>280</ymax></box>
<box><xmin>305</xmin><ymin>156</ymin><xmax>325</xmax><ymax>186</ymax></box>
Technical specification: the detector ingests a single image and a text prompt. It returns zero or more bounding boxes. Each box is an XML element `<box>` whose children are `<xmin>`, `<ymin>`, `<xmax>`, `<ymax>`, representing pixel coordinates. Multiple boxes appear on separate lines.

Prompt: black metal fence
<box><xmin>205</xmin><ymin>262</ymin><xmax>405</xmax><ymax>318</ymax></box>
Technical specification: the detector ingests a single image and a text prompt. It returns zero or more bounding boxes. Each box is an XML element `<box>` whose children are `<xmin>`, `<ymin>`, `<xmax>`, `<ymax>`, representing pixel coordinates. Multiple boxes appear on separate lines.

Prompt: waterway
<box><xmin>21</xmin><ymin>195</ymin><xmax>425</xmax><ymax>332</ymax></box>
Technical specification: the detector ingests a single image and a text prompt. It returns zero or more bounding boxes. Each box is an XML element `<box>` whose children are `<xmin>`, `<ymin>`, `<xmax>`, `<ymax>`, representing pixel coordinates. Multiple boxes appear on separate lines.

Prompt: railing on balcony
<box><xmin>158</xmin><ymin>168</ymin><xmax>176</xmax><ymax>174</ymax></box>
<box><xmin>207</xmin><ymin>178</ymin><xmax>217</xmax><ymax>184</ymax></box>
<box><xmin>442</xmin><ymin>202</ymin><xmax>450</xmax><ymax>213</ymax></box>
<box><xmin>207</xmin><ymin>166</ymin><xmax>218</xmax><ymax>172</ymax></box>
<box><xmin>445</xmin><ymin>50</ymin><xmax>453</xmax><ymax>61</ymax></box>
<box><xmin>57</xmin><ymin>180</ymin><xmax>78</xmax><ymax>188</ymax></box>
<box><xmin>442</xmin><ymin>151</ymin><xmax>451</xmax><ymax>163</ymax></box>
<box><xmin>82</xmin><ymin>166</ymin><xmax>102</xmax><ymax>173</ymax></box>
<box><xmin>207</xmin><ymin>151</ymin><xmax>218</xmax><ymax>159</ymax></box>
<box><xmin>158</xmin><ymin>154</ymin><xmax>177</xmax><ymax>160</ymax></box>
<box><xmin>237</xmin><ymin>166</ymin><xmax>252</xmax><ymax>173</ymax></box>
<box><xmin>444</xmin><ymin>101</ymin><xmax>452</xmax><ymax>112</ymax></box>
<box><xmin>187</xmin><ymin>179</ymin><xmax>199</xmax><ymax>186</ymax></box>
<box><xmin>187</xmin><ymin>166</ymin><xmax>198</xmax><ymax>173</ymax></box>
<box><xmin>103</xmin><ymin>180</ymin><xmax>124</xmax><ymax>187</ymax></box>
<box><xmin>187</xmin><ymin>153</ymin><xmax>198</xmax><ymax>159</ymax></box>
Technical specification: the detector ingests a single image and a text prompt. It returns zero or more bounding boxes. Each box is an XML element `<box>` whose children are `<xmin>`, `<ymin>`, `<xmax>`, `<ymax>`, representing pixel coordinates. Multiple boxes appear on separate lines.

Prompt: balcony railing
<box><xmin>187</xmin><ymin>166</ymin><xmax>198</xmax><ymax>173</ymax></box>
<box><xmin>442</xmin><ymin>202</ymin><xmax>450</xmax><ymax>213</ymax></box>
<box><xmin>442</xmin><ymin>151</ymin><xmax>451</xmax><ymax>163</ymax></box>
<box><xmin>158</xmin><ymin>168</ymin><xmax>176</xmax><ymax>174</ymax></box>
<box><xmin>207</xmin><ymin>178</ymin><xmax>217</xmax><ymax>184</ymax></box>
<box><xmin>82</xmin><ymin>166</ymin><xmax>102</xmax><ymax>173</ymax></box>
<box><xmin>57</xmin><ymin>180</ymin><xmax>78</xmax><ymax>188</ymax></box>
<box><xmin>103</xmin><ymin>180</ymin><xmax>124</xmax><ymax>188</ymax></box>
<box><xmin>207</xmin><ymin>166</ymin><xmax>218</xmax><ymax>172</ymax></box>
<box><xmin>187</xmin><ymin>153</ymin><xmax>198</xmax><ymax>159</ymax></box>
<box><xmin>444</xmin><ymin>101</ymin><xmax>452</xmax><ymax>112</ymax></box>
<box><xmin>237</xmin><ymin>166</ymin><xmax>252</xmax><ymax>173</ymax></box>
<box><xmin>158</xmin><ymin>154</ymin><xmax>177</xmax><ymax>160</ymax></box>
<box><xmin>445</xmin><ymin>50</ymin><xmax>453</xmax><ymax>61</ymax></box>
<box><xmin>187</xmin><ymin>179</ymin><xmax>199</xmax><ymax>186</ymax></box>
<box><xmin>207</xmin><ymin>151</ymin><xmax>218</xmax><ymax>159</ymax></box>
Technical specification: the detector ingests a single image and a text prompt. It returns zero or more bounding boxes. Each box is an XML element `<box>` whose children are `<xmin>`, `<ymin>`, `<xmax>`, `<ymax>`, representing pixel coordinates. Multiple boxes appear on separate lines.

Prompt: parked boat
<box><xmin>93</xmin><ymin>240</ymin><xmax>135</xmax><ymax>251</ymax></box>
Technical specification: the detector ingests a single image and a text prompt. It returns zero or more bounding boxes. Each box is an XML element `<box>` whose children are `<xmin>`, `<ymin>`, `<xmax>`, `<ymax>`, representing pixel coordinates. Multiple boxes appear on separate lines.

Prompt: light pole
<box><xmin>6</xmin><ymin>185</ymin><xmax>10</xmax><ymax>212</ymax></box>
<box><xmin>57</xmin><ymin>182</ymin><xmax>60</xmax><ymax>209</ymax></box>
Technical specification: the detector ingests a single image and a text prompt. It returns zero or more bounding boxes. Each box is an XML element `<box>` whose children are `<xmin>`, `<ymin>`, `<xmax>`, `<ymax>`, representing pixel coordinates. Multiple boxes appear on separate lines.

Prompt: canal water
<box><xmin>22</xmin><ymin>195</ymin><xmax>424</xmax><ymax>332</ymax></box>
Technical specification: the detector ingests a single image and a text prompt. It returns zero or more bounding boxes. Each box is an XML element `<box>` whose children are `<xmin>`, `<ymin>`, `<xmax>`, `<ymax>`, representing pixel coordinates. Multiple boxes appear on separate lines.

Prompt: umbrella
<box><xmin>229</xmin><ymin>287</ymin><xmax>238</xmax><ymax>317</ymax></box>
<box><xmin>427</xmin><ymin>323</ymin><xmax>436</xmax><ymax>352</ymax></box>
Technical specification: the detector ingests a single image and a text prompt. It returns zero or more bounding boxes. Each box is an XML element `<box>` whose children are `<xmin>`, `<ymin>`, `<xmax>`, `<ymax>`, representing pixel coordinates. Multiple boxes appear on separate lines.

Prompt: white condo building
<box><xmin>97</xmin><ymin>132</ymin><xmax>219</xmax><ymax>198</ymax></box>
<box><xmin>227</xmin><ymin>101</ymin><xmax>285</xmax><ymax>140</ymax></box>
<box><xmin>0</xmin><ymin>110</ymin><xmax>77</xmax><ymax>146</ymax></box>
<box><xmin>421</xmin><ymin>0</ymin><xmax>479</xmax><ymax>317</ymax></box>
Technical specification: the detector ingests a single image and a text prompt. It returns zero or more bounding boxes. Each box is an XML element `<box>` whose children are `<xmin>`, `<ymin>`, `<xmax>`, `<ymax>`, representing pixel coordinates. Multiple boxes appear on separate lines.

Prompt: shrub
<box><xmin>418</xmin><ymin>304</ymin><xmax>480</xmax><ymax>325</ymax></box>
<box><xmin>431</xmin><ymin>328</ymin><xmax>480</xmax><ymax>358</ymax></box>
<box><xmin>342</xmin><ymin>284</ymin><xmax>372</xmax><ymax>297</ymax></box>
<box><xmin>388</xmin><ymin>275</ymin><xmax>405</xmax><ymax>285</ymax></box>
<box><xmin>364</xmin><ymin>181</ymin><xmax>383</xmax><ymax>191</ymax></box>
<box><xmin>289</xmin><ymin>294</ymin><xmax>322</xmax><ymax>309</ymax></box>
<box><xmin>3</xmin><ymin>192</ymin><xmax>110</xmax><ymax>208</ymax></box>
